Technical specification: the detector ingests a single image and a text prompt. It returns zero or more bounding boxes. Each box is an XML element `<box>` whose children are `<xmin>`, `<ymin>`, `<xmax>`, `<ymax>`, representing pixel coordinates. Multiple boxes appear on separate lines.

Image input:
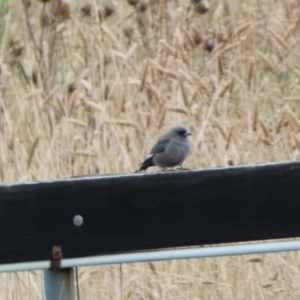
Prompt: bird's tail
<box><xmin>138</xmin><ymin>155</ymin><xmax>154</xmax><ymax>171</ymax></box>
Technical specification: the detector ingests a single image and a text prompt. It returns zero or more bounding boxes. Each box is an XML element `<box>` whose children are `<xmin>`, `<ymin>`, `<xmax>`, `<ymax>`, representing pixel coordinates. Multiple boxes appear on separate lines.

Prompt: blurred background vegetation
<box><xmin>1</xmin><ymin>0</ymin><xmax>300</xmax><ymax>299</ymax></box>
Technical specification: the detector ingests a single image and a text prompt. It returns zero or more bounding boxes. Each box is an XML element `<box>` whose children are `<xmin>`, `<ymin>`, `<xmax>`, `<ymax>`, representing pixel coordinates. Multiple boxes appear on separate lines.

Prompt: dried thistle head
<box><xmin>103</xmin><ymin>53</ymin><xmax>112</xmax><ymax>66</ymax></box>
<box><xmin>123</xmin><ymin>26</ymin><xmax>134</xmax><ymax>39</ymax></box>
<box><xmin>56</xmin><ymin>0</ymin><xmax>71</xmax><ymax>20</ymax></box>
<box><xmin>204</xmin><ymin>39</ymin><xmax>215</xmax><ymax>52</ymax></box>
<box><xmin>98</xmin><ymin>2</ymin><xmax>116</xmax><ymax>20</ymax></box>
<box><xmin>81</xmin><ymin>4</ymin><xmax>92</xmax><ymax>17</ymax></box>
<box><xmin>9</xmin><ymin>38</ymin><xmax>18</xmax><ymax>48</ymax></box>
<box><xmin>193</xmin><ymin>32</ymin><xmax>202</xmax><ymax>46</ymax></box>
<box><xmin>127</xmin><ymin>0</ymin><xmax>139</xmax><ymax>6</ymax></box>
<box><xmin>104</xmin><ymin>2</ymin><xmax>116</xmax><ymax>17</ymax></box>
<box><xmin>227</xmin><ymin>160</ymin><xmax>234</xmax><ymax>166</ymax></box>
<box><xmin>194</xmin><ymin>0</ymin><xmax>210</xmax><ymax>14</ymax></box>
<box><xmin>68</xmin><ymin>81</ymin><xmax>77</xmax><ymax>94</ymax></box>
<box><xmin>9</xmin><ymin>39</ymin><xmax>24</xmax><ymax>58</ymax></box>
<box><xmin>137</xmin><ymin>0</ymin><xmax>148</xmax><ymax>12</ymax></box>
<box><xmin>40</xmin><ymin>12</ymin><xmax>52</xmax><ymax>27</ymax></box>
<box><xmin>24</xmin><ymin>0</ymin><xmax>31</xmax><ymax>8</ymax></box>
<box><xmin>215</xmin><ymin>30</ymin><xmax>227</xmax><ymax>43</ymax></box>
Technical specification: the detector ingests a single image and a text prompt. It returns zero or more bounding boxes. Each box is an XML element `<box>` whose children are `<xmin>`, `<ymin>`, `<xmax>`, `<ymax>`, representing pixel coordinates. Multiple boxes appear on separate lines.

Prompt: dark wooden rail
<box><xmin>1</xmin><ymin>161</ymin><xmax>300</xmax><ymax>264</ymax></box>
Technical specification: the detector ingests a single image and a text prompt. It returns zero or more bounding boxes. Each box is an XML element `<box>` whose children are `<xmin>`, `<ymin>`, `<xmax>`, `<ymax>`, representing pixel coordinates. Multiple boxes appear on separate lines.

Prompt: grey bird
<box><xmin>138</xmin><ymin>126</ymin><xmax>191</xmax><ymax>171</ymax></box>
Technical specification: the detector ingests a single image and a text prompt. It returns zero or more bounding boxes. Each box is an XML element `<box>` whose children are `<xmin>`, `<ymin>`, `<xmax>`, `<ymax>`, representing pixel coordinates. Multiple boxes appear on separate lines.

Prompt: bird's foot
<box><xmin>177</xmin><ymin>165</ymin><xmax>190</xmax><ymax>171</ymax></box>
<box><xmin>160</xmin><ymin>168</ymin><xmax>172</xmax><ymax>172</ymax></box>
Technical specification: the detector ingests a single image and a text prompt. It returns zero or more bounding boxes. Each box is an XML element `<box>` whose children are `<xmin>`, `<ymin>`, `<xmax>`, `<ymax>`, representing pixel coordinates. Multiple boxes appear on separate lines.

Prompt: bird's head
<box><xmin>173</xmin><ymin>126</ymin><xmax>191</xmax><ymax>138</ymax></box>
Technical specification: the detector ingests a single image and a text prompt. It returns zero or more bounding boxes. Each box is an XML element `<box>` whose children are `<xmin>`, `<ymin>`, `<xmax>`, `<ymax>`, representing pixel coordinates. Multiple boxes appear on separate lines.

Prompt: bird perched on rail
<box><xmin>137</xmin><ymin>126</ymin><xmax>191</xmax><ymax>171</ymax></box>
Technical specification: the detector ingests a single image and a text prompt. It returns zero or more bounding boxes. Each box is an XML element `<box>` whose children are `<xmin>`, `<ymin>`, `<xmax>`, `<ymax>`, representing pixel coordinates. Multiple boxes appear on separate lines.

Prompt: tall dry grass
<box><xmin>1</xmin><ymin>0</ymin><xmax>300</xmax><ymax>298</ymax></box>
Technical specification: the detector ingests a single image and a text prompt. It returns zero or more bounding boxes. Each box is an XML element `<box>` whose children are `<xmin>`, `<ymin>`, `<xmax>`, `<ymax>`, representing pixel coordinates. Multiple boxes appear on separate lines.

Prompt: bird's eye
<box><xmin>178</xmin><ymin>130</ymin><xmax>187</xmax><ymax>136</ymax></box>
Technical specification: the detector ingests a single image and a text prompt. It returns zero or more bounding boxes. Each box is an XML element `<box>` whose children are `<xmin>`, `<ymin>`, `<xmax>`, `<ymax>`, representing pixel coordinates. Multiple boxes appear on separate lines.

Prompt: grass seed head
<box><xmin>259</xmin><ymin>119</ymin><xmax>269</xmax><ymax>138</ymax></box>
<box><xmin>252</xmin><ymin>102</ymin><xmax>258</xmax><ymax>131</ymax></box>
<box><xmin>32</xmin><ymin>68</ymin><xmax>38</xmax><ymax>86</ymax></box>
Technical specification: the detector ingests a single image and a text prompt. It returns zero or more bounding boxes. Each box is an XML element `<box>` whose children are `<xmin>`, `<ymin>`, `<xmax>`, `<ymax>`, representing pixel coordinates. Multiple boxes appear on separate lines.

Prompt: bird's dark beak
<box><xmin>184</xmin><ymin>132</ymin><xmax>191</xmax><ymax>137</ymax></box>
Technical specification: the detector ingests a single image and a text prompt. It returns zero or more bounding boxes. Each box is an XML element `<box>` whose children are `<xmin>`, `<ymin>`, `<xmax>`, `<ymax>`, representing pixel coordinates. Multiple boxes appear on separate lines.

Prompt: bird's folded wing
<box><xmin>150</xmin><ymin>139</ymin><xmax>170</xmax><ymax>155</ymax></box>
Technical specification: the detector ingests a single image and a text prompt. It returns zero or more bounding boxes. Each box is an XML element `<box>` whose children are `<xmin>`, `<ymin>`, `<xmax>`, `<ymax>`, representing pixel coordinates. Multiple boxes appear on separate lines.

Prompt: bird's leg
<box><xmin>177</xmin><ymin>164</ymin><xmax>189</xmax><ymax>171</ymax></box>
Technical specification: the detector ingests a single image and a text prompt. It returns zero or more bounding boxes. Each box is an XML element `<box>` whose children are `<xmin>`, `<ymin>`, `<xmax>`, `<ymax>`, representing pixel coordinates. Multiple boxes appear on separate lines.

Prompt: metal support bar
<box><xmin>1</xmin><ymin>239</ymin><xmax>300</xmax><ymax>273</ymax></box>
<box><xmin>42</xmin><ymin>268</ymin><xmax>75</xmax><ymax>300</ymax></box>
<box><xmin>61</xmin><ymin>239</ymin><xmax>300</xmax><ymax>267</ymax></box>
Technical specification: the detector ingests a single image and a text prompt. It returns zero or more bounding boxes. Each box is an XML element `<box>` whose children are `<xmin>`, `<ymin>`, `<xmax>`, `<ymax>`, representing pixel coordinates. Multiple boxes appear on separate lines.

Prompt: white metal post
<box><xmin>42</xmin><ymin>268</ymin><xmax>75</xmax><ymax>300</ymax></box>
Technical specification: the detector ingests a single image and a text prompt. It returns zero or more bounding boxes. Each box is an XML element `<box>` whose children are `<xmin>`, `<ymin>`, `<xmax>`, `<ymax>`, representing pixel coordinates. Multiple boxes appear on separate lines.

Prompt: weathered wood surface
<box><xmin>0</xmin><ymin>161</ymin><xmax>300</xmax><ymax>264</ymax></box>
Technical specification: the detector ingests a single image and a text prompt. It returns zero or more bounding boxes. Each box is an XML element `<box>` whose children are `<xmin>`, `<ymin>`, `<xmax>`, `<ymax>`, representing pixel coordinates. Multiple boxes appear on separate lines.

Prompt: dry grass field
<box><xmin>1</xmin><ymin>0</ymin><xmax>300</xmax><ymax>298</ymax></box>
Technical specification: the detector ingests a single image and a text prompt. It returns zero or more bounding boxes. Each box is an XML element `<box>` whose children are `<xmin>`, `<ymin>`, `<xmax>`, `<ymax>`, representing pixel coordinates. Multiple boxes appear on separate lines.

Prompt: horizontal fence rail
<box><xmin>1</xmin><ymin>161</ymin><xmax>300</xmax><ymax>272</ymax></box>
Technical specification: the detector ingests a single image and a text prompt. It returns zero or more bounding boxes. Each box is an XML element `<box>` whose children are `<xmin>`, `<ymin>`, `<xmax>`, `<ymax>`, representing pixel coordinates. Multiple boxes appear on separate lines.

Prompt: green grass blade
<box><xmin>27</xmin><ymin>137</ymin><xmax>39</xmax><ymax>170</ymax></box>
<box><xmin>18</xmin><ymin>60</ymin><xmax>30</xmax><ymax>85</ymax></box>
